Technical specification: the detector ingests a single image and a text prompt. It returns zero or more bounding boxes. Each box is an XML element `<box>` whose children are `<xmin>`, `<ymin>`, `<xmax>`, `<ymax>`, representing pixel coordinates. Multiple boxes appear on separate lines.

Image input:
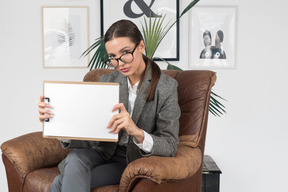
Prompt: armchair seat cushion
<box><xmin>92</xmin><ymin>185</ymin><xmax>119</xmax><ymax>192</ymax></box>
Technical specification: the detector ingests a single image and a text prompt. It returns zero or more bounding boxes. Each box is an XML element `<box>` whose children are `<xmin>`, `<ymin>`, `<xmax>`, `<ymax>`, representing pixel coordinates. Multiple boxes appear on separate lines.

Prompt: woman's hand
<box><xmin>107</xmin><ymin>103</ymin><xmax>144</xmax><ymax>143</ymax></box>
<box><xmin>38</xmin><ymin>96</ymin><xmax>53</xmax><ymax>123</ymax></box>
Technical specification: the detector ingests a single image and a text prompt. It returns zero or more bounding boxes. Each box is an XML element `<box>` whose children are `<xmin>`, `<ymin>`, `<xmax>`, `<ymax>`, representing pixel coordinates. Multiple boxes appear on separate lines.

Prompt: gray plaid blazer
<box><xmin>60</xmin><ymin>65</ymin><xmax>180</xmax><ymax>166</ymax></box>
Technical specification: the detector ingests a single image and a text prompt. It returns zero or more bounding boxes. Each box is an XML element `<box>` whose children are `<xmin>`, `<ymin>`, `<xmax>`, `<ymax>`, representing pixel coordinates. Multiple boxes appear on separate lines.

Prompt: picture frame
<box><xmin>100</xmin><ymin>0</ymin><xmax>179</xmax><ymax>61</ymax></box>
<box><xmin>42</xmin><ymin>7</ymin><xmax>89</xmax><ymax>68</ymax></box>
<box><xmin>189</xmin><ymin>6</ymin><xmax>237</xmax><ymax>69</ymax></box>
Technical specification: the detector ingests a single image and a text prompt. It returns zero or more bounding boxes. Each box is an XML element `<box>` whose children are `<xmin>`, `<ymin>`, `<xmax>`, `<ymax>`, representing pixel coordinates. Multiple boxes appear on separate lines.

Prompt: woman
<box><xmin>200</xmin><ymin>30</ymin><xmax>212</xmax><ymax>59</ymax></box>
<box><xmin>38</xmin><ymin>19</ymin><xmax>180</xmax><ymax>192</ymax></box>
<box><xmin>212</xmin><ymin>30</ymin><xmax>226</xmax><ymax>59</ymax></box>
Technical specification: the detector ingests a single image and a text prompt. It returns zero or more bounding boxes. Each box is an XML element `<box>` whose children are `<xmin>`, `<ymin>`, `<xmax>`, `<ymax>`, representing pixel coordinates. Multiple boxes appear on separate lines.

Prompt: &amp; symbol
<box><xmin>123</xmin><ymin>0</ymin><xmax>161</xmax><ymax>18</ymax></box>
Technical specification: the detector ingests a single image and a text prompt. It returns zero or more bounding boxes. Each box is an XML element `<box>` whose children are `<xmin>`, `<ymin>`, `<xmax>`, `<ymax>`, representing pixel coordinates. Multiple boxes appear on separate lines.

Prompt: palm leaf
<box><xmin>180</xmin><ymin>0</ymin><xmax>200</xmax><ymax>18</ymax></box>
<box><xmin>151</xmin><ymin>0</ymin><xmax>200</xmax><ymax>54</ymax></box>
<box><xmin>141</xmin><ymin>15</ymin><xmax>168</xmax><ymax>59</ymax></box>
<box><xmin>209</xmin><ymin>91</ymin><xmax>226</xmax><ymax>116</ymax></box>
<box><xmin>153</xmin><ymin>57</ymin><xmax>183</xmax><ymax>71</ymax></box>
<box><xmin>81</xmin><ymin>36</ymin><xmax>107</xmax><ymax>70</ymax></box>
<box><xmin>166</xmin><ymin>64</ymin><xmax>183</xmax><ymax>71</ymax></box>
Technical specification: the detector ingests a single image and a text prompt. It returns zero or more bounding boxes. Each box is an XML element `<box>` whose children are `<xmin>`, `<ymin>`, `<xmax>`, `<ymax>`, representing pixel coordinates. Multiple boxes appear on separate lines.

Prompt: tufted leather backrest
<box><xmin>83</xmin><ymin>69</ymin><xmax>216</xmax><ymax>149</ymax></box>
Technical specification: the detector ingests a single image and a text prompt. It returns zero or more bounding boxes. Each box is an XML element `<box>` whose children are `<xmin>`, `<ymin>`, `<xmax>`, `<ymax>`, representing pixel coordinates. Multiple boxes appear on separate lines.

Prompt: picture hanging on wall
<box><xmin>189</xmin><ymin>6</ymin><xmax>237</xmax><ymax>68</ymax></box>
<box><xmin>42</xmin><ymin>7</ymin><xmax>89</xmax><ymax>68</ymax></box>
<box><xmin>100</xmin><ymin>0</ymin><xmax>180</xmax><ymax>61</ymax></box>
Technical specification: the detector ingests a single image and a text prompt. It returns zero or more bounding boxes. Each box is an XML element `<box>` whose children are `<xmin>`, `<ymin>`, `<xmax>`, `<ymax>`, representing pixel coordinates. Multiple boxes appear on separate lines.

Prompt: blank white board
<box><xmin>43</xmin><ymin>81</ymin><xmax>119</xmax><ymax>142</ymax></box>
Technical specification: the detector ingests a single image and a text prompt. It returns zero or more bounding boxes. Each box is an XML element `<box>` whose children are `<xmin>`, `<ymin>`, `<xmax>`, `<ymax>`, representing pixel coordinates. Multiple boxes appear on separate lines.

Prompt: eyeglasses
<box><xmin>104</xmin><ymin>42</ymin><xmax>139</xmax><ymax>68</ymax></box>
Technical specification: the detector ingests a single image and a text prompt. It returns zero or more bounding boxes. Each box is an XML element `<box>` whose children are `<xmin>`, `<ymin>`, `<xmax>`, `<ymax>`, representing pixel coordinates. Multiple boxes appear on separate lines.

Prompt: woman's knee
<box><xmin>64</xmin><ymin>149</ymin><xmax>101</xmax><ymax>171</ymax></box>
<box><xmin>65</xmin><ymin>150</ymin><xmax>89</xmax><ymax>168</ymax></box>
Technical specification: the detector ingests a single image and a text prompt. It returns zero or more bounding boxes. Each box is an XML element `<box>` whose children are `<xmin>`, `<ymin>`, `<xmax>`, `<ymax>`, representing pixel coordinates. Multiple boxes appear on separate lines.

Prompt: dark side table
<box><xmin>202</xmin><ymin>155</ymin><xmax>222</xmax><ymax>192</ymax></box>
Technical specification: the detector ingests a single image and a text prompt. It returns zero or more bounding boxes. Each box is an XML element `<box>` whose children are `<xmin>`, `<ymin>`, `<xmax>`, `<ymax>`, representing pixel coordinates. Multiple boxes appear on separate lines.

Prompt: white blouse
<box><xmin>127</xmin><ymin>78</ymin><xmax>154</xmax><ymax>153</ymax></box>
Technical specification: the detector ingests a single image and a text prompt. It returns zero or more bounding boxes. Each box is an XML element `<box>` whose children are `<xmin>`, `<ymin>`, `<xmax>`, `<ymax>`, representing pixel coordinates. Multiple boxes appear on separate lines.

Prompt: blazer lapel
<box><xmin>132</xmin><ymin>67</ymin><xmax>152</xmax><ymax>124</ymax></box>
<box><xmin>115</xmin><ymin>72</ymin><xmax>129</xmax><ymax>110</ymax></box>
<box><xmin>114</xmin><ymin>73</ymin><xmax>129</xmax><ymax>139</ymax></box>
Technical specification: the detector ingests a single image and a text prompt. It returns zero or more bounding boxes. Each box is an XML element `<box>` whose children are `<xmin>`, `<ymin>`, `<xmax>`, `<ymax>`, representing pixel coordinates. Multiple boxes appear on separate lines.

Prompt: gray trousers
<box><xmin>50</xmin><ymin>145</ymin><xmax>127</xmax><ymax>192</ymax></box>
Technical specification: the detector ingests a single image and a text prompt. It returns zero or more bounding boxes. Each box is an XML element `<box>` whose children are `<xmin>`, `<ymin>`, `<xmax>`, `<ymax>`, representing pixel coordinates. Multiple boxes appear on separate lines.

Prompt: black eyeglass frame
<box><xmin>104</xmin><ymin>42</ymin><xmax>140</xmax><ymax>68</ymax></box>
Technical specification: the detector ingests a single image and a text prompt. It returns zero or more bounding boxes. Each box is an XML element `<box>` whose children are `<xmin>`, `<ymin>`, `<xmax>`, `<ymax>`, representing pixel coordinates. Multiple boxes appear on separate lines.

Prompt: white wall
<box><xmin>1</xmin><ymin>0</ymin><xmax>287</xmax><ymax>191</ymax></box>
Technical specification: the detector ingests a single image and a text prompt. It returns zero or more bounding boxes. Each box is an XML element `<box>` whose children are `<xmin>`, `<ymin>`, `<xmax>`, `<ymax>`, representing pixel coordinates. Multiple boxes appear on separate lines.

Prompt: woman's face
<box><xmin>203</xmin><ymin>35</ymin><xmax>211</xmax><ymax>47</ymax></box>
<box><xmin>105</xmin><ymin>37</ymin><xmax>146</xmax><ymax>79</ymax></box>
<box><xmin>215</xmin><ymin>34</ymin><xmax>221</xmax><ymax>47</ymax></box>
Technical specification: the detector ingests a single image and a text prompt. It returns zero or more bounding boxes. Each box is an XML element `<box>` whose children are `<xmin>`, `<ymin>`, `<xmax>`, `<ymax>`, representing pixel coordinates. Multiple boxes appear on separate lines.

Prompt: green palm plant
<box><xmin>82</xmin><ymin>36</ymin><xmax>107</xmax><ymax>70</ymax></box>
<box><xmin>141</xmin><ymin>0</ymin><xmax>200</xmax><ymax>68</ymax></box>
<box><xmin>141</xmin><ymin>15</ymin><xmax>168</xmax><ymax>59</ymax></box>
<box><xmin>81</xmin><ymin>0</ymin><xmax>226</xmax><ymax>116</ymax></box>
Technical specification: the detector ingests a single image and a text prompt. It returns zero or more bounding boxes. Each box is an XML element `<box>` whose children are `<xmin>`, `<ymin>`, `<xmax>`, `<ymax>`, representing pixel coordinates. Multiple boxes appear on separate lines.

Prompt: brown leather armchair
<box><xmin>1</xmin><ymin>69</ymin><xmax>216</xmax><ymax>192</ymax></box>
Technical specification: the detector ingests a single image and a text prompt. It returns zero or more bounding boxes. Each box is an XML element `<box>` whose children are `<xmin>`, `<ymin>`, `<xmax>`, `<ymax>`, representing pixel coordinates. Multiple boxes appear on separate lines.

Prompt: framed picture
<box><xmin>101</xmin><ymin>0</ymin><xmax>179</xmax><ymax>61</ymax></box>
<box><xmin>189</xmin><ymin>6</ymin><xmax>237</xmax><ymax>68</ymax></box>
<box><xmin>42</xmin><ymin>7</ymin><xmax>89</xmax><ymax>68</ymax></box>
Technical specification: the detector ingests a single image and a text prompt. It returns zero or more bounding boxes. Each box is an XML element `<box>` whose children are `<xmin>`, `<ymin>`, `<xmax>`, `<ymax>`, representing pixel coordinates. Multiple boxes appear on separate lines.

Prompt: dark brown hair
<box><xmin>104</xmin><ymin>19</ymin><xmax>161</xmax><ymax>101</ymax></box>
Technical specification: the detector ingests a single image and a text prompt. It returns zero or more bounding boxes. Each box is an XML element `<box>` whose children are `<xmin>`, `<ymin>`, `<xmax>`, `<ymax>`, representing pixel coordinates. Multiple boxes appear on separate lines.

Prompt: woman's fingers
<box><xmin>39</xmin><ymin>114</ymin><xmax>52</xmax><ymax>122</ymax></box>
<box><xmin>38</xmin><ymin>107</ymin><xmax>51</xmax><ymax>115</ymax></box>
<box><xmin>109</xmin><ymin>118</ymin><xmax>124</xmax><ymax>133</ymax></box>
<box><xmin>38</xmin><ymin>96</ymin><xmax>52</xmax><ymax>122</ymax></box>
<box><xmin>38</xmin><ymin>101</ymin><xmax>47</xmax><ymax>108</ymax></box>
<box><xmin>107</xmin><ymin>103</ymin><xmax>132</xmax><ymax>134</ymax></box>
<box><xmin>112</xmin><ymin>103</ymin><xmax>126</xmax><ymax>112</ymax></box>
<box><xmin>110</xmin><ymin>122</ymin><xmax>126</xmax><ymax>134</ymax></box>
<box><xmin>107</xmin><ymin>113</ymin><xmax>122</xmax><ymax>128</ymax></box>
<box><xmin>38</xmin><ymin>101</ymin><xmax>52</xmax><ymax>115</ymax></box>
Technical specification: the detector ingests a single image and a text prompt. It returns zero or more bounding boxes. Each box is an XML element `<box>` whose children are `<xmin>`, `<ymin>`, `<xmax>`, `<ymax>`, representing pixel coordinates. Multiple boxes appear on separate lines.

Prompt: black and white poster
<box><xmin>189</xmin><ymin>6</ymin><xmax>236</xmax><ymax>68</ymax></box>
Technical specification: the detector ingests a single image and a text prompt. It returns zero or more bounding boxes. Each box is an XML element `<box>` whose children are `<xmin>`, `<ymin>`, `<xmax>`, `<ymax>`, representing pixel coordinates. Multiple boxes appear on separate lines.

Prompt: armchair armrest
<box><xmin>1</xmin><ymin>132</ymin><xmax>70</xmax><ymax>182</ymax></box>
<box><xmin>119</xmin><ymin>142</ymin><xmax>202</xmax><ymax>192</ymax></box>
